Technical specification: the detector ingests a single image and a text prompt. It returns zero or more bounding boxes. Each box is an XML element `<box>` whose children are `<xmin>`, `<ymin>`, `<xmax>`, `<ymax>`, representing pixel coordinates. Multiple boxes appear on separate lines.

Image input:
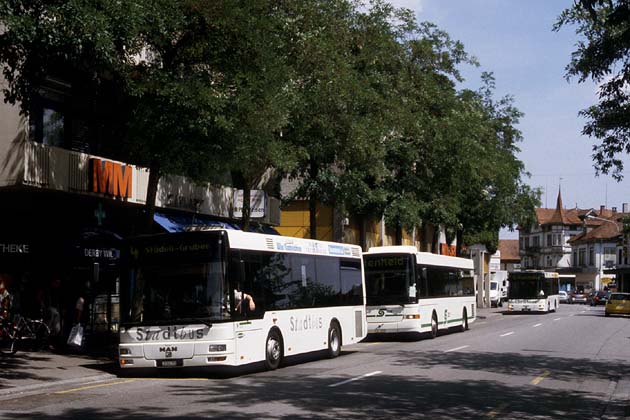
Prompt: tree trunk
<box><xmin>456</xmin><ymin>229</ymin><xmax>464</xmax><ymax>257</ymax></box>
<box><xmin>308</xmin><ymin>159</ymin><xmax>319</xmax><ymax>240</ymax></box>
<box><xmin>143</xmin><ymin>162</ymin><xmax>161</xmax><ymax>234</ymax></box>
<box><xmin>395</xmin><ymin>223</ymin><xmax>403</xmax><ymax>245</ymax></box>
<box><xmin>241</xmin><ymin>186</ymin><xmax>252</xmax><ymax>232</ymax></box>
<box><xmin>359</xmin><ymin>214</ymin><xmax>367</xmax><ymax>251</ymax></box>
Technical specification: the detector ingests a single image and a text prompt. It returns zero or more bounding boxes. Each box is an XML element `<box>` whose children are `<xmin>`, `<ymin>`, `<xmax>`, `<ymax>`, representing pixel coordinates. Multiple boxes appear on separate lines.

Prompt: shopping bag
<box><xmin>67</xmin><ymin>324</ymin><xmax>84</xmax><ymax>348</ymax></box>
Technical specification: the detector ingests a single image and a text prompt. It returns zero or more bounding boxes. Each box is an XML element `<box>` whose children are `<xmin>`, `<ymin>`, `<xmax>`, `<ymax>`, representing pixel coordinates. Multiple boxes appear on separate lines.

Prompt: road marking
<box><xmin>531</xmin><ymin>370</ymin><xmax>550</xmax><ymax>385</ymax></box>
<box><xmin>533</xmin><ymin>323</ymin><xmax>542</xmax><ymax>328</ymax></box>
<box><xmin>476</xmin><ymin>321</ymin><xmax>486</xmax><ymax>325</ymax></box>
<box><xmin>444</xmin><ymin>345</ymin><xmax>469</xmax><ymax>353</ymax></box>
<box><xmin>55</xmin><ymin>379</ymin><xmax>137</xmax><ymax>394</ymax></box>
<box><xmin>486</xmin><ymin>402</ymin><xmax>509</xmax><ymax>418</ymax></box>
<box><xmin>328</xmin><ymin>371</ymin><xmax>382</xmax><ymax>388</ymax></box>
<box><xmin>553</xmin><ymin>318</ymin><xmax>562</xmax><ymax>321</ymax></box>
<box><xmin>500</xmin><ymin>332</ymin><xmax>514</xmax><ymax>337</ymax></box>
<box><xmin>365</xmin><ymin>342</ymin><xmax>384</xmax><ymax>346</ymax></box>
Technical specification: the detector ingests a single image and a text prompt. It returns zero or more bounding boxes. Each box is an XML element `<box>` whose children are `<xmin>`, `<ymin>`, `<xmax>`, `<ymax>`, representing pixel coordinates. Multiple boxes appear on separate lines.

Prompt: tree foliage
<box><xmin>555</xmin><ymin>0</ymin><xmax>630</xmax><ymax>180</ymax></box>
<box><xmin>0</xmin><ymin>0</ymin><xmax>539</xmax><ymax>248</ymax></box>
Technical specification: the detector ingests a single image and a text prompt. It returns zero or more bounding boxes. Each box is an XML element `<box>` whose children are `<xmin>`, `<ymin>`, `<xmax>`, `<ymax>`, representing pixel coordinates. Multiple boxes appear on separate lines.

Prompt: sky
<box><xmin>386</xmin><ymin>0</ymin><xmax>630</xmax><ymax>239</ymax></box>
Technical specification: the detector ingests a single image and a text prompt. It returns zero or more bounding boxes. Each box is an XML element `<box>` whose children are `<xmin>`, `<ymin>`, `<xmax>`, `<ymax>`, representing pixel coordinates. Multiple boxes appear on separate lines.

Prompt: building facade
<box><xmin>0</xmin><ymin>78</ymin><xmax>281</xmax><ymax>348</ymax></box>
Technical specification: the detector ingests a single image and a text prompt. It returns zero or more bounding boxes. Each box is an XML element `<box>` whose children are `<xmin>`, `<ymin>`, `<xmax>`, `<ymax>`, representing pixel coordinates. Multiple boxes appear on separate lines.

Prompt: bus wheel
<box><xmin>461</xmin><ymin>309</ymin><xmax>469</xmax><ymax>332</ymax></box>
<box><xmin>264</xmin><ymin>330</ymin><xmax>283</xmax><ymax>370</ymax></box>
<box><xmin>327</xmin><ymin>322</ymin><xmax>341</xmax><ymax>358</ymax></box>
<box><xmin>430</xmin><ymin>312</ymin><xmax>438</xmax><ymax>339</ymax></box>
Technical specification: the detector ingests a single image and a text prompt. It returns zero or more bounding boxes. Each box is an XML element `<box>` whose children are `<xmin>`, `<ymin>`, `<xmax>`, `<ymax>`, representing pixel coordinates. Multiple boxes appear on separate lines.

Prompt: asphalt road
<box><xmin>2</xmin><ymin>304</ymin><xmax>630</xmax><ymax>419</ymax></box>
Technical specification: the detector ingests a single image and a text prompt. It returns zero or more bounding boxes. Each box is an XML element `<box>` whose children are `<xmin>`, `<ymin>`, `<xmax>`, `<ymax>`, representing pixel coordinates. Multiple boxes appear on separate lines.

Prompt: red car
<box><xmin>569</xmin><ymin>291</ymin><xmax>588</xmax><ymax>304</ymax></box>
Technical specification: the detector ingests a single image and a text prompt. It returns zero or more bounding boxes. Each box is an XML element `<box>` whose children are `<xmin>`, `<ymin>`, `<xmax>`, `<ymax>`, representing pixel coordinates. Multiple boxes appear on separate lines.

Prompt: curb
<box><xmin>0</xmin><ymin>373</ymin><xmax>117</xmax><ymax>398</ymax></box>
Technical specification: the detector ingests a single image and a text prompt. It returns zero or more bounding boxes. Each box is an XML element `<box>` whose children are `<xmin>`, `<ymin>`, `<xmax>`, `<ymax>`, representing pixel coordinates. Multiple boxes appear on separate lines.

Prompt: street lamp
<box><xmin>584</xmin><ymin>214</ymin><xmax>622</xmax><ymax>290</ymax></box>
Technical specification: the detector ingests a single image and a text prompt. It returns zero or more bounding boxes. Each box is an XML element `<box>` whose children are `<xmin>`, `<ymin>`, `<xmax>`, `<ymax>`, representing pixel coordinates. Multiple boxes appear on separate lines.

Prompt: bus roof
<box><xmin>365</xmin><ymin>246</ymin><xmax>474</xmax><ymax>270</ymax></box>
<box><xmin>224</xmin><ymin>229</ymin><xmax>362</xmax><ymax>258</ymax></box>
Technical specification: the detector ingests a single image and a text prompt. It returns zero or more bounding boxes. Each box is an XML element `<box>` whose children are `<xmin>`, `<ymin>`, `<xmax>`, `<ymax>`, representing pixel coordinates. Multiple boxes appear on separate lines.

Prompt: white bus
<box><xmin>507</xmin><ymin>271</ymin><xmax>560</xmax><ymax>313</ymax></box>
<box><xmin>118</xmin><ymin>230</ymin><xmax>367</xmax><ymax>370</ymax></box>
<box><xmin>364</xmin><ymin>246</ymin><xmax>475</xmax><ymax>338</ymax></box>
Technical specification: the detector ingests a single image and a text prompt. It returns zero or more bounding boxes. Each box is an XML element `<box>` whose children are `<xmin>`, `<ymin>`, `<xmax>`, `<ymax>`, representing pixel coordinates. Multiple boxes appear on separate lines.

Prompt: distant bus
<box><xmin>364</xmin><ymin>246</ymin><xmax>475</xmax><ymax>338</ymax></box>
<box><xmin>507</xmin><ymin>271</ymin><xmax>560</xmax><ymax>313</ymax></box>
<box><xmin>118</xmin><ymin>230</ymin><xmax>367</xmax><ymax>370</ymax></box>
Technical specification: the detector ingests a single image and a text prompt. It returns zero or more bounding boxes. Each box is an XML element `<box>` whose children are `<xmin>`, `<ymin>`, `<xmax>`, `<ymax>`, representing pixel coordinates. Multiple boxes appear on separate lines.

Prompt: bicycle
<box><xmin>0</xmin><ymin>315</ymin><xmax>51</xmax><ymax>355</ymax></box>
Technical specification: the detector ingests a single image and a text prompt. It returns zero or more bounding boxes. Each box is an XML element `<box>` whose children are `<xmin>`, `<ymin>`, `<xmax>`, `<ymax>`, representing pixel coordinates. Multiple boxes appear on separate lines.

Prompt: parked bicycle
<box><xmin>0</xmin><ymin>315</ymin><xmax>50</xmax><ymax>355</ymax></box>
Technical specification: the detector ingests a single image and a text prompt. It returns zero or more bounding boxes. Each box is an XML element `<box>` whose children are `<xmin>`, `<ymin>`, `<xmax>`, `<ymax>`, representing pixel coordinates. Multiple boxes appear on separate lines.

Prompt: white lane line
<box><xmin>553</xmin><ymin>318</ymin><xmax>562</xmax><ymax>321</ymax></box>
<box><xmin>476</xmin><ymin>321</ymin><xmax>486</xmax><ymax>325</ymax></box>
<box><xmin>328</xmin><ymin>371</ymin><xmax>382</xmax><ymax>388</ymax></box>
<box><xmin>444</xmin><ymin>345</ymin><xmax>469</xmax><ymax>353</ymax></box>
<box><xmin>533</xmin><ymin>323</ymin><xmax>542</xmax><ymax>328</ymax></box>
<box><xmin>500</xmin><ymin>332</ymin><xmax>515</xmax><ymax>337</ymax></box>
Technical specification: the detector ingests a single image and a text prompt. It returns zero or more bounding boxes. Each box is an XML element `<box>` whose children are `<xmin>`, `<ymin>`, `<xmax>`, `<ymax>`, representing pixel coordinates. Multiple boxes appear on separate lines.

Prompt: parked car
<box><xmin>605</xmin><ymin>292</ymin><xmax>630</xmax><ymax>317</ymax></box>
<box><xmin>569</xmin><ymin>291</ymin><xmax>588</xmax><ymax>304</ymax></box>
<box><xmin>558</xmin><ymin>290</ymin><xmax>569</xmax><ymax>303</ymax></box>
<box><xmin>589</xmin><ymin>290</ymin><xmax>610</xmax><ymax>306</ymax></box>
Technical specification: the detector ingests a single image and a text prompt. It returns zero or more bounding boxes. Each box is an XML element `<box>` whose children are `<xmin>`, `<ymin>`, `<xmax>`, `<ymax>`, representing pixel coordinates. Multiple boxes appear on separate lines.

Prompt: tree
<box><xmin>555</xmin><ymin>0</ymin><xmax>630</xmax><ymax>180</ymax></box>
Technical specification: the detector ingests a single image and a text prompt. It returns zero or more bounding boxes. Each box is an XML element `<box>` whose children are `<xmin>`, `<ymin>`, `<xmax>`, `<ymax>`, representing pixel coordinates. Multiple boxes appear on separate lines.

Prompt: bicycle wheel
<box><xmin>0</xmin><ymin>327</ymin><xmax>18</xmax><ymax>355</ymax></box>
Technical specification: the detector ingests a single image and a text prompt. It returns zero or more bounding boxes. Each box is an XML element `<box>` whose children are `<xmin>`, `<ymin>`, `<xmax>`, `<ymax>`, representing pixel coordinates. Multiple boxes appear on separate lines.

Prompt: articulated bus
<box><xmin>118</xmin><ymin>230</ymin><xmax>367</xmax><ymax>370</ymax></box>
<box><xmin>364</xmin><ymin>246</ymin><xmax>475</xmax><ymax>338</ymax></box>
<box><xmin>507</xmin><ymin>271</ymin><xmax>560</xmax><ymax>313</ymax></box>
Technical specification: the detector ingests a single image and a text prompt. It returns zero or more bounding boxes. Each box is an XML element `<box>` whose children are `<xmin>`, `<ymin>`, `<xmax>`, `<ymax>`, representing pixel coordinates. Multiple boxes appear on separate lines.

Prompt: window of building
<box><xmin>589</xmin><ymin>247</ymin><xmax>594</xmax><ymax>266</ymax></box>
<box><xmin>547</xmin><ymin>234</ymin><xmax>552</xmax><ymax>247</ymax></box>
<box><xmin>578</xmin><ymin>248</ymin><xmax>586</xmax><ymax>266</ymax></box>
<box><xmin>573</xmin><ymin>251</ymin><xmax>578</xmax><ymax>267</ymax></box>
<box><xmin>546</xmin><ymin>255</ymin><xmax>553</xmax><ymax>267</ymax></box>
<box><xmin>553</xmin><ymin>234</ymin><xmax>562</xmax><ymax>246</ymax></box>
<box><xmin>532</xmin><ymin>236</ymin><xmax>540</xmax><ymax>247</ymax></box>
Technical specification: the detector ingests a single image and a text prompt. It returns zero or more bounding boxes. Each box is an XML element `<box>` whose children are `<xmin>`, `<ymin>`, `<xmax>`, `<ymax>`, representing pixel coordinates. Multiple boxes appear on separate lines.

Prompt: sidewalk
<box><xmin>476</xmin><ymin>305</ymin><xmax>505</xmax><ymax>320</ymax></box>
<box><xmin>0</xmin><ymin>350</ymin><xmax>118</xmax><ymax>398</ymax></box>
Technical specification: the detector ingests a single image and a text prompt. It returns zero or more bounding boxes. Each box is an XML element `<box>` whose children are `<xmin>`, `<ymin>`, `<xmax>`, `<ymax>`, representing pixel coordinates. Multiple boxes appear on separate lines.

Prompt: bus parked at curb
<box><xmin>507</xmin><ymin>271</ymin><xmax>560</xmax><ymax>313</ymax></box>
<box><xmin>118</xmin><ymin>230</ymin><xmax>367</xmax><ymax>371</ymax></box>
<box><xmin>364</xmin><ymin>246</ymin><xmax>475</xmax><ymax>339</ymax></box>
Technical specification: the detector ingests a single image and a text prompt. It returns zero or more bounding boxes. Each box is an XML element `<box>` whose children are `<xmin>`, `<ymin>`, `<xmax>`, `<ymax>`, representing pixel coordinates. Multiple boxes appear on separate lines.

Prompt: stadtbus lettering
<box><xmin>289</xmin><ymin>315</ymin><xmax>323</xmax><ymax>332</ymax></box>
<box><xmin>135</xmin><ymin>326</ymin><xmax>204</xmax><ymax>341</ymax></box>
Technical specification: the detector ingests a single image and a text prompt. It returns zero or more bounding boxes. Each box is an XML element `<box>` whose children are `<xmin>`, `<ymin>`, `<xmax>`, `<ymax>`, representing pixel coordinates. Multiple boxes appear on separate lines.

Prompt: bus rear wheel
<box><xmin>430</xmin><ymin>312</ymin><xmax>438</xmax><ymax>339</ymax></box>
<box><xmin>264</xmin><ymin>330</ymin><xmax>283</xmax><ymax>371</ymax></box>
<box><xmin>327</xmin><ymin>323</ymin><xmax>341</xmax><ymax>359</ymax></box>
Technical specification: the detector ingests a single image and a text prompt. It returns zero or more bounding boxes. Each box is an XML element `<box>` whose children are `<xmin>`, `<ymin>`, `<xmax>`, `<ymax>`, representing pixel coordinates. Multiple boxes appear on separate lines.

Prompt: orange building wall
<box><xmin>276</xmin><ymin>201</ymin><xmax>333</xmax><ymax>241</ymax></box>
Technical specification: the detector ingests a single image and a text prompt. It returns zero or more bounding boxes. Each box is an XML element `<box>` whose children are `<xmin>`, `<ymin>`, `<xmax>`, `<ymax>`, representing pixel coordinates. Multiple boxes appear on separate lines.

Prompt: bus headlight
<box><xmin>120</xmin><ymin>358</ymin><xmax>134</xmax><ymax>365</ymax></box>
<box><xmin>209</xmin><ymin>344</ymin><xmax>227</xmax><ymax>352</ymax></box>
<box><xmin>119</xmin><ymin>347</ymin><xmax>131</xmax><ymax>355</ymax></box>
<box><xmin>404</xmin><ymin>314</ymin><xmax>420</xmax><ymax>319</ymax></box>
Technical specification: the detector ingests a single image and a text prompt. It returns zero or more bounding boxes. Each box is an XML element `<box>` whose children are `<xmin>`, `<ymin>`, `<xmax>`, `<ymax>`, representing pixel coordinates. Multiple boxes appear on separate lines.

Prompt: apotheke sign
<box><xmin>0</xmin><ymin>244</ymin><xmax>29</xmax><ymax>254</ymax></box>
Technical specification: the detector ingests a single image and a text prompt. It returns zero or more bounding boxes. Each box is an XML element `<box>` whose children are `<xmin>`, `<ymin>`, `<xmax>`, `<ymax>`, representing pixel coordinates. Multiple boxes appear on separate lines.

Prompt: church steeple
<box><xmin>548</xmin><ymin>186</ymin><xmax>568</xmax><ymax>224</ymax></box>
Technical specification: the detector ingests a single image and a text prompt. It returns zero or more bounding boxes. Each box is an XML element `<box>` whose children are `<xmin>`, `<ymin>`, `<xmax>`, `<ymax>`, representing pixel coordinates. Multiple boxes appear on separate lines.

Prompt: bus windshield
<box><xmin>364</xmin><ymin>254</ymin><xmax>414</xmax><ymax>305</ymax></box>
<box><xmin>123</xmin><ymin>232</ymin><xmax>229</xmax><ymax>326</ymax></box>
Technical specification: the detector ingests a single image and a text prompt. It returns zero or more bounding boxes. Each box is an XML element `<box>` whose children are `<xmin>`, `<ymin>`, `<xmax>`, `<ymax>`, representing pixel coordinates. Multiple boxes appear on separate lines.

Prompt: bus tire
<box><xmin>264</xmin><ymin>329</ymin><xmax>283</xmax><ymax>371</ymax></box>
<box><xmin>327</xmin><ymin>322</ymin><xmax>341</xmax><ymax>359</ymax></box>
<box><xmin>461</xmin><ymin>308</ymin><xmax>469</xmax><ymax>332</ymax></box>
<box><xmin>430</xmin><ymin>312</ymin><xmax>438</xmax><ymax>339</ymax></box>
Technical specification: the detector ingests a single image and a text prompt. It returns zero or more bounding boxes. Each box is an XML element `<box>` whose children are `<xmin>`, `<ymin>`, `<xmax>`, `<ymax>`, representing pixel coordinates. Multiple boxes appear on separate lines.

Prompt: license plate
<box><xmin>158</xmin><ymin>360</ymin><xmax>181</xmax><ymax>367</ymax></box>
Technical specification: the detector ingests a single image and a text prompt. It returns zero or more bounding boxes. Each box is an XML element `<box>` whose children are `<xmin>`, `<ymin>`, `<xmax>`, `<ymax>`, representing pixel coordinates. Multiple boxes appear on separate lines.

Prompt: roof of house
<box><xmin>569</xmin><ymin>215</ymin><xmax>623</xmax><ymax>244</ymax></box>
<box><xmin>499</xmin><ymin>239</ymin><xmax>519</xmax><ymax>262</ymax></box>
